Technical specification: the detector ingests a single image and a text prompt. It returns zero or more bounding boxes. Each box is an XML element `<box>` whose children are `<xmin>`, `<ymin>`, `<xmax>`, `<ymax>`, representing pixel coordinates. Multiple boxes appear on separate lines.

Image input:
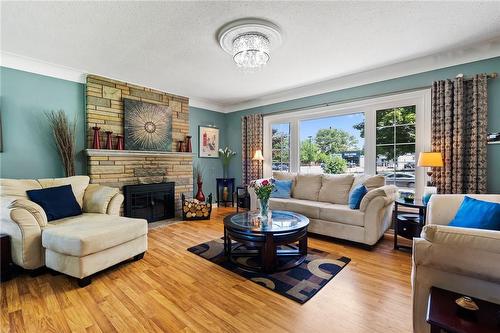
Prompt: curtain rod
<box><xmin>456</xmin><ymin>72</ymin><xmax>497</xmax><ymax>80</ymax></box>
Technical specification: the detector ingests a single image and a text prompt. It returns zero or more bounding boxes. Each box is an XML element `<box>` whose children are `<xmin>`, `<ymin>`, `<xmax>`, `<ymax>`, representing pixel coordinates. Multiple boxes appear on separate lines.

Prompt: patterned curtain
<box><xmin>241</xmin><ymin>114</ymin><xmax>263</xmax><ymax>184</ymax></box>
<box><xmin>431</xmin><ymin>74</ymin><xmax>488</xmax><ymax>194</ymax></box>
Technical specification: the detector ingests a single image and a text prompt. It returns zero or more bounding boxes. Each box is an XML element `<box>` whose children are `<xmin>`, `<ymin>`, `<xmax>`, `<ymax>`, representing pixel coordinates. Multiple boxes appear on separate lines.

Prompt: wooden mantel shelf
<box><xmin>85</xmin><ymin>149</ymin><xmax>194</xmax><ymax>157</ymax></box>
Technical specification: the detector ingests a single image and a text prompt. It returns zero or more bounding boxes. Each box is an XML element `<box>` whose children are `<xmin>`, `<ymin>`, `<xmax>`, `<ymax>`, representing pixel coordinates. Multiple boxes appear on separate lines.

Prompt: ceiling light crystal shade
<box><xmin>232</xmin><ymin>33</ymin><xmax>270</xmax><ymax>68</ymax></box>
<box><xmin>218</xmin><ymin>18</ymin><xmax>282</xmax><ymax>71</ymax></box>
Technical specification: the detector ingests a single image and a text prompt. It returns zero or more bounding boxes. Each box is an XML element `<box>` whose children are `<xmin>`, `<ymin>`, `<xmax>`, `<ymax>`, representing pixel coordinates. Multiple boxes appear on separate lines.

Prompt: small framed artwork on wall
<box><xmin>198</xmin><ymin>125</ymin><xmax>219</xmax><ymax>158</ymax></box>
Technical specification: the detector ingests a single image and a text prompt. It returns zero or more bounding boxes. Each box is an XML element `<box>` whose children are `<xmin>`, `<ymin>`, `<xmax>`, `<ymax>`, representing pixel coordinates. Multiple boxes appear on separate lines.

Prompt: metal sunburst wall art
<box><xmin>123</xmin><ymin>99</ymin><xmax>172</xmax><ymax>151</ymax></box>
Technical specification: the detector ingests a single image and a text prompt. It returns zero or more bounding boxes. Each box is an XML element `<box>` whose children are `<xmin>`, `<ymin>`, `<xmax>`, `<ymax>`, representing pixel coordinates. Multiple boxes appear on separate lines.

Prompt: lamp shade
<box><xmin>252</xmin><ymin>149</ymin><xmax>264</xmax><ymax>161</ymax></box>
<box><xmin>417</xmin><ymin>152</ymin><xmax>443</xmax><ymax>167</ymax></box>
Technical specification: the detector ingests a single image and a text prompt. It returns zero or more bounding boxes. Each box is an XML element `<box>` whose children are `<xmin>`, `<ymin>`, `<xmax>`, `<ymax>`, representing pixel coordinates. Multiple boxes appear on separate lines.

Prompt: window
<box><xmin>376</xmin><ymin>106</ymin><xmax>416</xmax><ymax>193</ymax></box>
<box><xmin>263</xmin><ymin>90</ymin><xmax>430</xmax><ymax>198</ymax></box>
<box><xmin>271</xmin><ymin>123</ymin><xmax>290</xmax><ymax>172</ymax></box>
<box><xmin>299</xmin><ymin>113</ymin><xmax>365</xmax><ymax>174</ymax></box>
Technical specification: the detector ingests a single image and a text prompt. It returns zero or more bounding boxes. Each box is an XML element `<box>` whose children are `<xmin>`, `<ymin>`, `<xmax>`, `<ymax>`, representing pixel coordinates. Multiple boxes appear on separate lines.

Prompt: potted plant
<box><xmin>218</xmin><ymin>147</ymin><xmax>236</xmax><ymax>179</ymax></box>
<box><xmin>249</xmin><ymin>178</ymin><xmax>276</xmax><ymax>219</ymax></box>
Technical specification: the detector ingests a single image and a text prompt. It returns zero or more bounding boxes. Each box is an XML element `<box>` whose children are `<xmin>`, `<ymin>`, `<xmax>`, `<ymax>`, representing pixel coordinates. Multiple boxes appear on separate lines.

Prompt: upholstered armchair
<box><xmin>0</xmin><ymin>176</ymin><xmax>125</xmax><ymax>270</ymax></box>
<box><xmin>412</xmin><ymin>194</ymin><xmax>500</xmax><ymax>333</ymax></box>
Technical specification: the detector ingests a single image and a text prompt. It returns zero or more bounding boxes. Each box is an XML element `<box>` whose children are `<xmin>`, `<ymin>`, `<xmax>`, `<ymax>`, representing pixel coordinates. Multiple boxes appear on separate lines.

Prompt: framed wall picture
<box><xmin>198</xmin><ymin>125</ymin><xmax>219</xmax><ymax>158</ymax></box>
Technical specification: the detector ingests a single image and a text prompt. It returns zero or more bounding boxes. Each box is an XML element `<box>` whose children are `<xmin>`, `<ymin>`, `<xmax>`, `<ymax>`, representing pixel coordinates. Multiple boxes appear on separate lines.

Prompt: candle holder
<box><xmin>115</xmin><ymin>135</ymin><xmax>124</xmax><ymax>150</ymax></box>
<box><xmin>92</xmin><ymin>125</ymin><xmax>101</xmax><ymax>149</ymax></box>
<box><xmin>105</xmin><ymin>131</ymin><xmax>113</xmax><ymax>150</ymax></box>
<box><xmin>185</xmin><ymin>135</ymin><xmax>192</xmax><ymax>153</ymax></box>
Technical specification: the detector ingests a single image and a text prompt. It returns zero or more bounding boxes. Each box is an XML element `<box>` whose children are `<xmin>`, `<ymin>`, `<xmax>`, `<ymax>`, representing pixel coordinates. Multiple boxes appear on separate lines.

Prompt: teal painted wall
<box><xmin>189</xmin><ymin>106</ymin><xmax>227</xmax><ymax>198</ymax></box>
<box><xmin>225</xmin><ymin>56</ymin><xmax>500</xmax><ymax>193</ymax></box>
<box><xmin>0</xmin><ymin>67</ymin><xmax>86</xmax><ymax>178</ymax></box>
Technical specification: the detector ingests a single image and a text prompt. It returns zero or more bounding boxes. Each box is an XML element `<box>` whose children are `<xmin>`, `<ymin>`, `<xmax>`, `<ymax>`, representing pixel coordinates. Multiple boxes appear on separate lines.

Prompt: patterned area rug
<box><xmin>187</xmin><ymin>238</ymin><xmax>350</xmax><ymax>303</ymax></box>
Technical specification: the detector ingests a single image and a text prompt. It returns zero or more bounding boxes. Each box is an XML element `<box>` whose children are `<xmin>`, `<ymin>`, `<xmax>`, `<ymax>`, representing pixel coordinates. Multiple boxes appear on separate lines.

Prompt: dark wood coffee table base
<box><xmin>224</xmin><ymin>225</ymin><xmax>308</xmax><ymax>273</ymax></box>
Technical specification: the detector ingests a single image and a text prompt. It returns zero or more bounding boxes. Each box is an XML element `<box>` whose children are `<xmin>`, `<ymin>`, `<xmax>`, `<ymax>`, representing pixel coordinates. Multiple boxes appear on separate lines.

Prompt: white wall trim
<box><xmin>0</xmin><ymin>51</ymin><xmax>87</xmax><ymax>83</ymax></box>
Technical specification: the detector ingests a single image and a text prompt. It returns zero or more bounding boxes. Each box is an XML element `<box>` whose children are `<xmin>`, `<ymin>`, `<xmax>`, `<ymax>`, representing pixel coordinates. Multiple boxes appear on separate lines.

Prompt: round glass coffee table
<box><xmin>223</xmin><ymin>210</ymin><xmax>309</xmax><ymax>273</ymax></box>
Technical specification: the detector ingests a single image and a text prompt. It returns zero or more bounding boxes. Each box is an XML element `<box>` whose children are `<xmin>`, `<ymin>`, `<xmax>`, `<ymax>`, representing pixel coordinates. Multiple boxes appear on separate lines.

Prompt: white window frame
<box><xmin>263</xmin><ymin>89</ymin><xmax>431</xmax><ymax>198</ymax></box>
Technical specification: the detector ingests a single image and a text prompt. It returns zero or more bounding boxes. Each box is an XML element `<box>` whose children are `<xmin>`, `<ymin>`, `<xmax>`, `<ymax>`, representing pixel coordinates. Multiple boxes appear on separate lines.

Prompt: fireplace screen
<box><xmin>123</xmin><ymin>182</ymin><xmax>175</xmax><ymax>222</ymax></box>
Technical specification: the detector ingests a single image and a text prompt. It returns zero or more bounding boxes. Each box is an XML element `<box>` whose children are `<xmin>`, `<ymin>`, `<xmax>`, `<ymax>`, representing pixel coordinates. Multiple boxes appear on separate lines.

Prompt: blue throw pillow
<box><xmin>449</xmin><ymin>196</ymin><xmax>500</xmax><ymax>230</ymax></box>
<box><xmin>349</xmin><ymin>185</ymin><xmax>367</xmax><ymax>209</ymax></box>
<box><xmin>27</xmin><ymin>185</ymin><xmax>82</xmax><ymax>221</ymax></box>
<box><xmin>270</xmin><ymin>180</ymin><xmax>293</xmax><ymax>199</ymax></box>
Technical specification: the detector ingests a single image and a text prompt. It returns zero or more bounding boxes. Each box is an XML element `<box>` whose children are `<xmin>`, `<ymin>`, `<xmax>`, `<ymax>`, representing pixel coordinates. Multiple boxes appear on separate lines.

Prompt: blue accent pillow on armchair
<box><xmin>27</xmin><ymin>185</ymin><xmax>82</xmax><ymax>221</ymax></box>
<box><xmin>448</xmin><ymin>196</ymin><xmax>500</xmax><ymax>230</ymax></box>
<box><xmin>349</xmin><ymin>185</ymin><xmax>368</xmax><ymax>209</ymax></box>
<box><xmin>270</xmin><ymin>180</ymin><xmax>293</xmax><ymax>199</ymax></box>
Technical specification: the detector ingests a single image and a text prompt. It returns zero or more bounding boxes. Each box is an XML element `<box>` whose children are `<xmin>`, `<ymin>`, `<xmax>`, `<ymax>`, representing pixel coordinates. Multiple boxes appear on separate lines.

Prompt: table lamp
<box><xmin>253</xmin><ymin>149</ymin><xmax>264</xmax><ymax>178</ymax></box>
<box><xmin>417</xmin><ymin>152</ymin><xmax>443</xmax><ymax>204</ymax></box>
<box><xmin>252</xmin><ymin>149</ymin><xmax>264</xmax><ymax>161</ymax></box>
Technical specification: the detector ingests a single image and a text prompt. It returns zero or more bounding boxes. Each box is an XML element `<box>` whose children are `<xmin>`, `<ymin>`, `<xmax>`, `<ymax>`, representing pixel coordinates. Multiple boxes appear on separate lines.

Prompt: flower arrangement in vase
<box><xmin>218</xmin><ymin>147</ymin><xmax>236</xmax><ymax>178</ymax></box>
<box><xmin>249</xmin><ymin>178</ymin><xmax>276</xmax><ymax>219</ymax></box>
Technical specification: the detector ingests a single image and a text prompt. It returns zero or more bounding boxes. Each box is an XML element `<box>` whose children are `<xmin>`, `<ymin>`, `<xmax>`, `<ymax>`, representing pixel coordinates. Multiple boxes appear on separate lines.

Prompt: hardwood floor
<box><xmin>1</xmin><ymin>207</ymin><xmax>413</xmax><ymax>333</ymax></box>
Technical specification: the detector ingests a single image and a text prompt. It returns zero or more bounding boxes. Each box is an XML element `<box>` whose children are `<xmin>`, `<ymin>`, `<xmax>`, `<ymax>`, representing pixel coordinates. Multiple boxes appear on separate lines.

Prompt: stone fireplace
<box><xmin>85</xmin><ymin>74</ymin><xmax>193</xmax><ymax>217</ymax></box>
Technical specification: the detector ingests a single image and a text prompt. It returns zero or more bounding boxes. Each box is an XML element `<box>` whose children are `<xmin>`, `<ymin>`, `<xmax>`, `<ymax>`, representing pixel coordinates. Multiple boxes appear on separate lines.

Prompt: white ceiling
<box><xmin>2</xmin><ymin>1</ymin><xmax>500</xmax><ymax>112</ymax></box>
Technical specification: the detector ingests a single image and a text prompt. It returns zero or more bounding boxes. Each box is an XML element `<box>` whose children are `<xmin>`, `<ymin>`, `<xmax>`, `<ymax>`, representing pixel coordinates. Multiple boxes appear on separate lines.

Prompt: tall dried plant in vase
<box><xmin>45</xmin><ymin>110</ymin><xmax>76</xmax><ymax>177</ymax></box>
<box><xmin>193</xmin><ymin>162</ymin><xmax>206</xmax><ymax>202</ymax></box>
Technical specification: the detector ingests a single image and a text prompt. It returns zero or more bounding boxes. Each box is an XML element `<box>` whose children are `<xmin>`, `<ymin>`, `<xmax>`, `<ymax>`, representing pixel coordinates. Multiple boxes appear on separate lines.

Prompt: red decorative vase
<box><xmin>115</xmin><ymin>135</ymin><xmax>124</xmax><ymax>150</ymax></box>
<box><xmin>105</xmin><ymin>131</ymin><xmax>113</xmax><ymax>150</ymax></box>
<box><xmin>92</xmin><ymin>125</ymin><xmax>101</xmax><ymax>149</ymax></box>
<box><xmin>177</xmin><ymin>140</ymin><xmax>184</xmax><ymax>152</ymax></box>
<box><xmin>195</xmin><ymin>181</ymin><xmax>205</xmax><ymax>202</ymax></box>
<box><xmin>185</xmin><ymin>136</ymin><xmax>192</xmax><ymax>153</ymax></box>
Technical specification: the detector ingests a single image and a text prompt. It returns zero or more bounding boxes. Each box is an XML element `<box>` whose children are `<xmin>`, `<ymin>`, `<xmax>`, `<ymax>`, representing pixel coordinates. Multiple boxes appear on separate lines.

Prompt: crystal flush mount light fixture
<box><xmin>218</xmin><ymin>18</ymin><xmax>282</xmax><ymax>71</ymax></box>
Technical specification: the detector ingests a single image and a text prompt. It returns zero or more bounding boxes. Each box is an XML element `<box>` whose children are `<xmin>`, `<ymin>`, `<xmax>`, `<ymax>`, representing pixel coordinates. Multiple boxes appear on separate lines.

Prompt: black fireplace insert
<box><xmin>123</xmin><ymin>182</ymin><xmax>175</xmax><ymax>222</ymax></box>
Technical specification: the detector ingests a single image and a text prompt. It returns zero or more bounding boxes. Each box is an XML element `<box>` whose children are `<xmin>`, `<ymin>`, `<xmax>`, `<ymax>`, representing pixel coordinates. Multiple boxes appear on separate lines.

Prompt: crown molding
<box><xmin>223</xmin><ymin>37</ymin><xmax>500</xmax><ymax>113</ymax></box>
<box><xmin>188</xmin><ymin>97</ymin><xmax>226</xmax><ymax>113</ymax></box>
<box><xmin>0</xmin><ymin>51</ymin><xmax>87</xmax><ymax>83</ymax></box>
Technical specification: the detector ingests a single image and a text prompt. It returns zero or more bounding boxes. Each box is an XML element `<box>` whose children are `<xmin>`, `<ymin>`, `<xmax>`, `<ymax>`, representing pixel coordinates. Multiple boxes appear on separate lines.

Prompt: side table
<box><xmin>427</xmin><ymin>286</ymin><xmax>500</xmax><ymax>333</ymax></box>
<box><xmin>235</xmin><ymin>185</ymin><xmax>250</xmax><ymax>212</ymax></box>
<box><xmin>0</xmin><ymin>234</ymin><xmax>13</xmax><ymax>282</ymax></box>
<box><xmin>394</xmin><ymin>198</ymin><xmax>427</xmax><ymax>251</ymax></box>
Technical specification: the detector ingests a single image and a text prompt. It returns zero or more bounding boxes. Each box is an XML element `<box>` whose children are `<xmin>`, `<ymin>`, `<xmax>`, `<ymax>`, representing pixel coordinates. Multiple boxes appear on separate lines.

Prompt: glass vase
<box><xmin>258</xmin><ymin>197</ymin><xmax>269</xmax><ymax>220</ymax></box>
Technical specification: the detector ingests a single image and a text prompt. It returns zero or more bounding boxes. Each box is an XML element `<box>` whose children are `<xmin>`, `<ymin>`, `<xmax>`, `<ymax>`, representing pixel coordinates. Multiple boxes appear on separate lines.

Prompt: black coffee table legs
<box><xmin>261</xmin><ymin>233</ymin><xmax>275</xmax><ymax>272</ymax></box>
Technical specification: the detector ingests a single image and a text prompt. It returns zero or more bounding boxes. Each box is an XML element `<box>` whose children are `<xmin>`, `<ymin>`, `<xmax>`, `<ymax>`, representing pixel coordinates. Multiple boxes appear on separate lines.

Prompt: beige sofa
<box><xmin>249</xmin><ymin>172</ymin><xmax>398</xmax><ymax>246</ymax></box>
<box><xmin>0</xmin><ymin>176</ymin><xmax>148</xmax><ymax>286</ymax></box>
<box><xmin>412</xmin><ymin>194</ymin><xmax>500</xmax><ymax>333</ymax></box>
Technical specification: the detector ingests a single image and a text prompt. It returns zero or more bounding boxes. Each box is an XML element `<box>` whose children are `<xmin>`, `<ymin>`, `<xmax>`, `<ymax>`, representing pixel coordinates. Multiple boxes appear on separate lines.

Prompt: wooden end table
<box><xmin>394</xmin><ymin>198</ymin><xmax>427</xmax><ymax>251</ymax></box>
<box><xmin>427</xmin><ymin>287</ymin><xmax>500</xmax><ymax>333</ymax></box>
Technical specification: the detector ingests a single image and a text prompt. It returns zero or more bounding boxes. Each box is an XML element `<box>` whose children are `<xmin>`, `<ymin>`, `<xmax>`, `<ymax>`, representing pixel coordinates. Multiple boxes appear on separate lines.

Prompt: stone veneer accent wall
<box><xmin>85</xmin><ymin>74</ymin><xmax>192</xmax><ymax>217</ymax></box>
